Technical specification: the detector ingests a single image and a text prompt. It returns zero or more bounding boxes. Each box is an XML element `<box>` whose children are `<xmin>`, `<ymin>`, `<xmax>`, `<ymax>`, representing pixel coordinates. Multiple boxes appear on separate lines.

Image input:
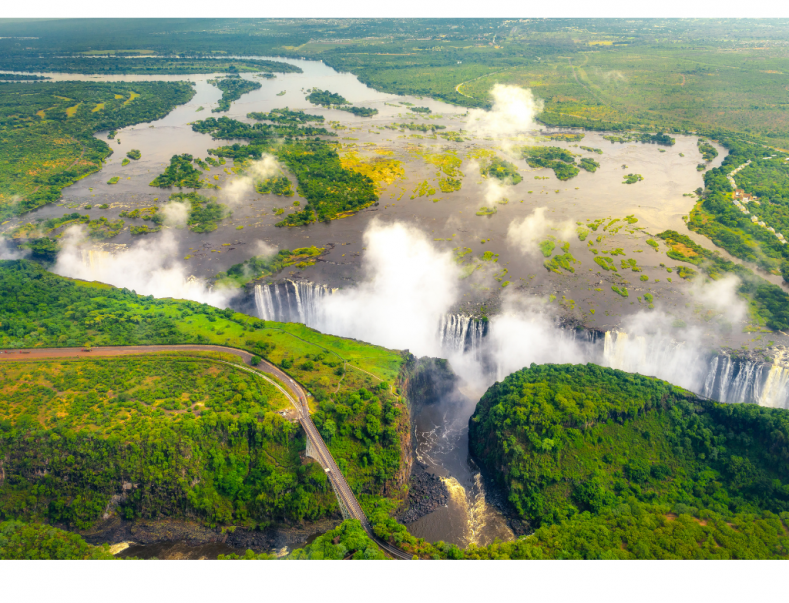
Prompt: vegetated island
<box><xmin>306</xmin><ymin>88</ymin><xmax>378</xmax><ymax>117</ymax></box>
<box><xmin>192</xmin><ymin>116</ymin><xmax>376</xmax><ymax>227</ymax></box>
<box><xmin>465</xmin><ymin>363</ymin><xmax>789</xmax><ymax>559</ymax></box>
<box><xmin>210</xmin><ymin>76</ymin><xmax>262</xmax><ymax>113</ymax></box>
<box><xmin>0</xmin><ymin>57</ymin><xmax>302</xmax><ymax>75</ymax></box>
<box><xmin>0</xmin><ymin>81</ymin><xmax>195</xmax><ymax>219</ymax></box>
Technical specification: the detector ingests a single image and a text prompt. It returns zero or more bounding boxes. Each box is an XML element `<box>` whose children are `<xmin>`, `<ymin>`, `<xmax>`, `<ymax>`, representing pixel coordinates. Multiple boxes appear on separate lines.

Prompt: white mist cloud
<box><xmin>465</xmin><ymin>84</ymin><xmax>543</xmax><ymax>139</ymax></box>
<box><xmin>316</xmin><ymin>220</ymin><xmax>459</xmax><ymax>356</ymax></box>
<box><xmin>0</xmin><ymin>238</ymin><xmax>26</xmax><ymax>260</ymax></box>
<box><xmin>253</xmin><ymin>240</ymin><xmax>277</xmax><ymax>257</ymax></box>
<box><xmin>506</xmin><ymin>207</ymin><xmax>574</xmax><ymax>255</ymax></box>
<box><xmin>689</xmin><ymin>275</ymin><xmax>747</xmax><ymax>325</ymax></box>
<box><xmin>162</xmin><ymin>200</ymin><xmax>189</xmax><ymax>228</ymax></box>
<box><xmin>487</xmin><ymin>295</ymin><xmax>586</xmax><ymax>382</ymax></box>
<box><xmin>52</xmin><ymin>225</ymin><xmax>236</xmax><ymax>307</ymax></box>
<box><xmin>221</xmin><ymin>154</ymin><xmax>281</xmax><ymax>207</ymax></box>
<box><xmin>483</xmin><ymin>179</ymin><xmax>511</xmax><ymax>206</ymax></box>
<box><xmin>603</xmin><ymin>310</ymin><xmax>707</xmax><ymax>391</ymax></box>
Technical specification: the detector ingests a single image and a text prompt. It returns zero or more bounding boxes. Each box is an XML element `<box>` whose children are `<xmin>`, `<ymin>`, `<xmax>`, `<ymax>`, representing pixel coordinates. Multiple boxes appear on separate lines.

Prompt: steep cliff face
<box><xmin>390</xmin><ymin>354</ymin><xmax>460</xmax><ymax>511</ymax></box>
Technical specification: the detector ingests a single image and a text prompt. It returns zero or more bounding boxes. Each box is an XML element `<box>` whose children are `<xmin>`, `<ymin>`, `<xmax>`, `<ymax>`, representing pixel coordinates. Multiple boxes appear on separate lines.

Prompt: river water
<box><xmin>5</xmin><ymin>56</ymin><xmax>780</xmax><ymax>549</ymax></box>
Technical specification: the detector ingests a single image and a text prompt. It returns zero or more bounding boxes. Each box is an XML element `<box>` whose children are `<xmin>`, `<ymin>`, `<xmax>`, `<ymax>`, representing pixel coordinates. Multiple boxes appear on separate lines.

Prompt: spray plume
<box><xmin>465</xmin><ymin>84</ymin><xmax>543</xmax><ymax>139</ymax></box>
<box><xmin>52</xmin><ymin>225</ymin><xmax>236</xmax><ymax>307</ymax></box>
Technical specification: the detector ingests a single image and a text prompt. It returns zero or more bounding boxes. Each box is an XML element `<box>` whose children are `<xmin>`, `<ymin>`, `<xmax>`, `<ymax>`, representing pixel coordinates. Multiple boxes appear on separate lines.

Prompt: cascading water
<box><xmin>602</xmin><ymin>330</ymin><xmax>707</xmax><ymax>391</ymax></box>
<box><xmin>437</xmin><ymin>314</ymin><xmax>488</xmax><ymax>360</ymax></box>
<box><xmin>253</xmin><ymin>280</ymin><xmax>334</xmax><ymax>325</ymax></box>
<box><xmin>698</xmin><ymin>348</ymin><xmax>789</xmax><ymax>408</ymax></box>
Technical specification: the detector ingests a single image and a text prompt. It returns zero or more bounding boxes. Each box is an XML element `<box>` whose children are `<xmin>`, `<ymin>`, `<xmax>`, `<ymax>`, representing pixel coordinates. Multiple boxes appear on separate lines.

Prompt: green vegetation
<box><xmin>604</xmin><ymin>132</ymin><xmax>675</xmax><ymax>146</ymax></box>
<box><xmin>539</xmin><ymin>239</ymin><xmax>555</xmax><ymax>257</ymax></box>
<box><xmin>438</xmin><ymin>177</ymin><xmax>462</xmax><ymax>193</ymax></box>
<box><xmin>480</xmin><ymin>156</ymin><xmax>522</xmax><ymax>185</ymax></box>
<box><xmin>247</xmin><ymin>108</ymin><xmax>324</xmax><ymax>125</ymax></box>
<box><xmin>193</xmin><ymin>115</ymin><xmax>333</xmax><ymax>140</ymax></box>
<box><xmin>0</xmin><ymin>521</ymin><xmax>116</xmax><ymax>560</ymax></box>
<box><xmin>522</xmin><ymin>146</ymin><xmax>579</xmax><ymax>181</ymax></box>
<box><xmin>126</xmin><ymin>149</ymin><xmax>141</xmax><ymax>160</ymax></box>
<box><xmin>7</xmin><ymin>20</ymin><xmax>789</xmax><ymax>147</ymax></box>
<box><xmin>390</xmin><ymin>122</ymin><xmax>445</xmax><ymax>133</ymax></box>
<box><xmin>621</xmin><ymin>258</ymin><xmax>642</xmax><ymax>272</ymax></box>
<box><xmin>687</xmin><ymin>139</ymin><xmax>789</xmax><ymax>276</ymax></box>
<box><xmin>150</xmin><ymin>154</ymin><xmax>204</xmax><ymax>189</ymax></box>
<box><xmin>107</xmin><ymin>176</ymin><xmax>120</xmax><ymax>185</ymax></box>
<box><xmin>192</xmin><ymin>117</ymin><xmax>378</xmax><ymax>226</ymax></box>
<box><xmin>219</xmin><ymin>519</ymin><xmax>384</xmax><ymax>560</ymax></box>
<box><xmin>0</xmin><ymin>260</ymin><xmax>407</xmax><ymax>534</ymax></box>
<box><xmin>255</xmin><ymin>176</ymin><xmax>294</xmax><ymax>197</ymax></box>
<box><xmin>0</xmin><ymin>74</ymin><xmax>49</xmax><ymax>81</ymax></box>
<box><xmin>340</xmin><ymin>106</ymin><xmax>379</xmax><ymax>117</ymax></box>
<box><xmin>544</xmin><ymin>252</ymin><xmax>577</xmax><ymax>274</ymax></box>
<box><xmin>698</xmin><ymin>139</ymin><xmax>719</xmax><ymax>162</ymax></box>
<box><xmin>0</xmin><ymin>57</ymin><xmax>302</xmax><ymax>75</ymax></box>
<box><xmin>580</xmin><ymin>146</ymin><xmax>603</xmax><ymax>154</ymax></box>
<box><xmin>408</xmin><ymin>106</ymin><xmax>431</xmax><ymax>114</ymax></box>
<box><xmin>657</xmin><ymin>229</ymin><xmax>789</xmax><ymax>330</ymax></box>
<box><xmin>214</xmin><ymin>247</ymin><xmax>324</xmax><ymax>288</ymax></box>
<box><xmin>210</xmin><ymin>76</ymin><xmax>262</xmax><ymax>113</ymax></box>
<box><xmin>611</xmin><ymin>285</ymin><xmax>629</xmax><ymax>297</ymax></box>
<box><xmin>594</xmin><ymin>256</ymin><xmax>617</xmax><ymax>271</ymax></box>
<box><xmin>623</xmin><ymin>173</ymin><xmax>643</xmax><ymax>184</ymax></box>
<box><xmin>464</xmin><ymin>364</ymin><xmax>789</xmax><ymax>558</ymax></box>
<box><xmin>0</xmin><ymin>80</ymin><xmax>194</xmax><ymax>217</ymax></box>
<box><xmin>288</xmin><ymin>519</ymin><xmax>385</xmax><ymax>560</ymax></box>
<box><xmin>306</xmin><ymin>88</ymin><xmax>350</xmax><ymax>107</ymax></box>
<box><xmin>579</xmin><ymin>157</ymin><xmax>600</xmax><ymax>172</ymax></box>
<box><xmin>169</xmin><ymin>192</ymin><xmax>231</xmax><ymax>233</ymax></box>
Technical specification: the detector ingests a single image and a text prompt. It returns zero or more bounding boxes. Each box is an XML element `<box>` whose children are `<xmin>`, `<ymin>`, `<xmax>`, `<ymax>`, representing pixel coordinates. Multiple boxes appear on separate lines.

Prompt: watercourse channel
<box><xmin>6</xmin><ymin>56</ymin><xmax>789</xmax><ymax>549</ymax></box>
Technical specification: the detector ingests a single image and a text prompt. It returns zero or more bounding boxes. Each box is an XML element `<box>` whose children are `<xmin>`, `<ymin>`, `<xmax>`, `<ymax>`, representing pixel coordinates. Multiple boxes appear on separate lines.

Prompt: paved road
<box><xmin>0</xmin><ymin>345</ymin><xmax>413</xmax><ymax>560</ymax></box>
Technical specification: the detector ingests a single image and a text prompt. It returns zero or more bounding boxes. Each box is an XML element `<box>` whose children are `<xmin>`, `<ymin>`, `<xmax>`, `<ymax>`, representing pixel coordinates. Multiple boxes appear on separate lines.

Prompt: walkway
<box><xmin>0</xmin><ymin>344</ymin><xmax>413</xmax><ymax>559</ymax></box>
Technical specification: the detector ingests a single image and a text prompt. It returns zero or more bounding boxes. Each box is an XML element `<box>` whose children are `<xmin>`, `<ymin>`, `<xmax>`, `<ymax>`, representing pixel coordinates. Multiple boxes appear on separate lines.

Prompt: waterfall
<box><xmin>701</xmin><ymin>356</ymin><xmax>719</xmax><ymax>399</ymax></box>
<box><xmin>697</xmin><ymin>348</ymin><xmax>789</xmax><ymax>408</ymax></box>
<box><xmin>437</xmin><ymin>314</ymin><xmax>489</xmax><ymax>359</ymax></box>
<box><xmin>254</xmin><ymin>284</ymin><xmax>276</xmax><ymax>321</ymax></box>
<box><xmin>252</xmin><ymin>280</ymin><xmax>335</xmax><ymax>326</ymax></box>
<box><xmin>760</xmin><ymin>365</ymin><xmax>789</xmax><ymax>409</ymax></box>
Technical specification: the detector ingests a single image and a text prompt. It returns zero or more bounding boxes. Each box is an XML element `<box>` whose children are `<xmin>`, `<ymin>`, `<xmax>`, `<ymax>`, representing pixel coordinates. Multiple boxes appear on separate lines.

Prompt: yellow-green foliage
<box><xmin>595</xmin><ymin>256</ymin><xmax>617</xmax><ymax>271</ymax></box>
<box><xmin>545</xmin><ymin>252</ymin><xmax>578</xmax><ymax>274</ymax></box>
<box><xmin>412</xmin><ymin>180</ymin><xmax>436</xmax><ymax>198</ymax></box>
<box><xmin>340</xmin><ymin>150</ymin><xmax>405</xmax><ymax>192</ymax></box>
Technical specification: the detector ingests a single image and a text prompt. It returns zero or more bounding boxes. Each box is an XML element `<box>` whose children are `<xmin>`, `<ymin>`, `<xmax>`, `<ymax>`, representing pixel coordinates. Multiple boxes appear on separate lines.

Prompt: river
<box><xmin>5</xmin><ymin>55</ymin><xmax>781</xmax><ymax>550</ymax></box>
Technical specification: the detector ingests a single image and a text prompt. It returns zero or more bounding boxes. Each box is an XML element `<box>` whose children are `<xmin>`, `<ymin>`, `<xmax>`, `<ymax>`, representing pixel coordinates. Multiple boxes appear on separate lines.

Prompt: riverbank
<box><xmin>80</xmin><ymin>515</ymin><xmax>343</xmax><ymax>559</ymax></box>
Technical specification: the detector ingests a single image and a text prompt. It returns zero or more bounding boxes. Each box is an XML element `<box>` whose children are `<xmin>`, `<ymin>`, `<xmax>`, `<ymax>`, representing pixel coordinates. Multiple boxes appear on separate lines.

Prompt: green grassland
<box><xmin>0</xmin><ymin>520</ymin><xmax>116</xmax><ymax>560</ymax></box>
<box><xmin>656</xmin><ymin>229</ymin><xmax>789</xmax><ymax>331</ymax></box>
<box><xmin>458</xmin><ymin>363</ymin><xmax>789</xmax><ymax>559</ymax></box>
<box><xmin>0</xmin><ymin>57</ymin><xmax>302</xmax><ymax>75</ymax></box>
<box><xmin>210</xmin><ymin>77</ymin><xmax>262</xmax><ymax>113</ymax></box>
<box><xmin>0</xmin><ymin>259</ymin><xmax>408</xmax><ymax>534</ymax></box>
<box><xmin>0</xmin><ymin>81</ymin><xmax>195</xmax><ymax>217</ymax></box>
<box><xmin>3</xmin><ymin>19</ymin><xmax>789</xmax><ymax>143</ymax></box>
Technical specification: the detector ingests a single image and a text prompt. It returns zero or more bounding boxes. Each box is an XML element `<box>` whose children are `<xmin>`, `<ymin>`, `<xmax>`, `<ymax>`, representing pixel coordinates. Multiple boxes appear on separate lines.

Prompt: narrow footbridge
<box><xmin>0</xmin><ymin>345</ymin><xmax>413</xmax><ymax>560</ymax></box>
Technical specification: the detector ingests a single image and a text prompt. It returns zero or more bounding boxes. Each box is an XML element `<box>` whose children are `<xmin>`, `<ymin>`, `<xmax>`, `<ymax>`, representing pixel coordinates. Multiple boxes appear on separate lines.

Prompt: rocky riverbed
<box><xmin>80</xmin><ymin>515</ymin><xmax>342</xmax><ymax>559</ymax></box>
<box><xmin>398</xmin><ymin>462</ymin><xmax>450</xmax><ymax>524</ymax></box>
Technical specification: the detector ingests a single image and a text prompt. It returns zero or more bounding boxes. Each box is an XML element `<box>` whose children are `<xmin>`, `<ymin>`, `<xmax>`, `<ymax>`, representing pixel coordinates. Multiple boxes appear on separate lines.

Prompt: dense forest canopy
<box><xmin>0</xmin><ymin>81</ymin><xmax>195</xmax><ymax>217</ymax></box>
<box><xmin>459</xmin><ymin>363</ymin><xmax>789</xmax><ymax>558</ymax></box>
<box><xmin>0</xmin><ymin>260</ymin><xmax>408</xmax><ymax>536</ymax></box>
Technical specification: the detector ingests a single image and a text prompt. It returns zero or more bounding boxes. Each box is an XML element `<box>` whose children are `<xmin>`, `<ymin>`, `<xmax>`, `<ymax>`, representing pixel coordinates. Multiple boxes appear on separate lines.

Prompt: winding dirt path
<box><xmin>0</xmin><ymin>344</ymin><xmax>413</xmax><ymax>559</ymax></box>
